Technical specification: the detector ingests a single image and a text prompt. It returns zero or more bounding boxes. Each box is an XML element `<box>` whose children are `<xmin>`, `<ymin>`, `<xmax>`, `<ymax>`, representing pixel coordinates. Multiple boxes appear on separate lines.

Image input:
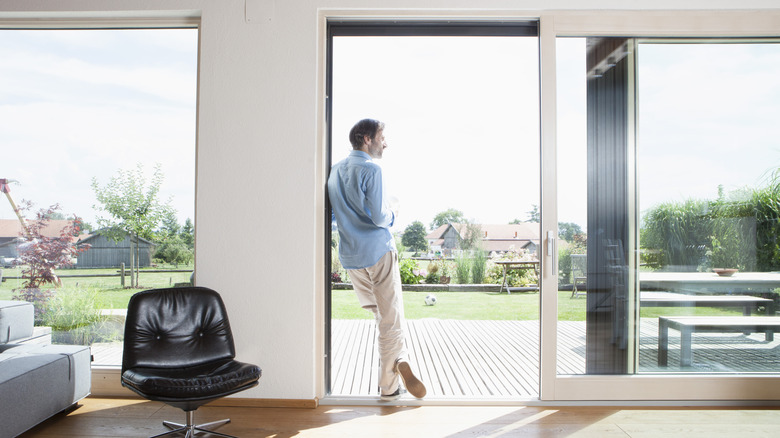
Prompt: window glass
<box><xmin>637</xmin><ymin>42</ymin><xmax>780</xmax><ymax>373</ymax></box>
<box><xmin>0</xmin><ymin>29</ymin><xmax>197</xmax><ymax>367</ymax></box>
<box><xmin>558</xmin><ymin>38</ymin><xmax>780</xmax><ymax>375</ymax></box>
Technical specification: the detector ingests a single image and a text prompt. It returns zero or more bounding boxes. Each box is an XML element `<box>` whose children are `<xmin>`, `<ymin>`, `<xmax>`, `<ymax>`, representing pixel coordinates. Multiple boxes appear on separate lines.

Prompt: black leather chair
<box><xmin>121</xmin><ymin>286</ymin><xmax>261</xmax><ymax>438</ymax></box>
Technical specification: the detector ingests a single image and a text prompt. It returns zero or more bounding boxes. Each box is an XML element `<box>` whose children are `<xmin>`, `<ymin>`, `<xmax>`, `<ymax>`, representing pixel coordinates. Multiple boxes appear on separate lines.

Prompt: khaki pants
<box><xmin>348</xmin><ymin>251</ymin><xmax>407</xmax><ymax>395</ymax></box>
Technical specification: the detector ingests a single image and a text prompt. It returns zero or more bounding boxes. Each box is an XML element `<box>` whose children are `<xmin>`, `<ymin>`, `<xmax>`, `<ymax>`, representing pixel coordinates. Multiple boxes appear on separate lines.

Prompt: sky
<box><xmin>331</xmin><ymin>36</ymin><xmax>541</xmax><ymax>232</ymax></box>
<box><xmin>333</xmin><ymin>37</ymin><xmax>780</xmax><ymax>233</ymax></box>
<box><xmin>0</xmin><ymin>29</ymin><xmax>197</xmax><ymax>229</ymax></box>
<box><xmin>2</xmin><ymin>31</ymin><xmax>778</xmax><ymax>236</ymax></box>
<box><xmin>636</xmin><ymin>42</ymin><xmax>780</xmax><ymax>211</ymax></box>
<box><xmin>558</xmin><ymin>38</ymin><xmax>780</xmax><ymax>224</ymax></box>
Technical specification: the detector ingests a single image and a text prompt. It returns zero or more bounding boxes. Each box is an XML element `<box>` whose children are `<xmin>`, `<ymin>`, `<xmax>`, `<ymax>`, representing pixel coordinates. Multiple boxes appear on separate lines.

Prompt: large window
<box><xmin>0</xmin><ymin>29</ymin><xmax>197</xmax><ymax>366</ymax></box>
<box><xmin>557</xmin><ymin>38</ymin><xmax>780</xmax><ymax>376</ymax></box>
<box><xmin>636</xmin><ymin>41</ymin><xmax>780</xmax><ymax>373</ymax></box>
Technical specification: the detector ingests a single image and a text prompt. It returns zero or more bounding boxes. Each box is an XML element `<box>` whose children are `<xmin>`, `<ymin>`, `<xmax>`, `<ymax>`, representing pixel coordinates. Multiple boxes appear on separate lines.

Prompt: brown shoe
<box><xmin>395</xmin><ymin>359</ymin><xmax>426</xmax><ymax>399</ymax></box>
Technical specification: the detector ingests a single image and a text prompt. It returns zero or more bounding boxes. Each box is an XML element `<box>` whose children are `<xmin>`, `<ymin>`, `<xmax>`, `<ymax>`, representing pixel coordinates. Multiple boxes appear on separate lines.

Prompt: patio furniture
<box><xmin>657</xmin><ymin>315</ymin><xmax>780</xmax><ymax>366</ymax></box>
<box><xmin>570</xmin><ymin>254</ymin><xmax>587</xmax><ymax>298</ymax></box>
<box><xmin>121</xmin><ymin>286</ymin><xmax>262</xmax><ymax>438</ymax></box>
<box><xmin>640</xmin><ymin>271</ymin><xmax>780</xmax><ymax>296</ymax></box>
<box><xmin>640</xmin><ymin>291</ymin><xmax>774</xmax><ymax>315</ymax></box>
<box><xmin>495</xmin><ymin>260</ymin><xmax>539</xmax><ymax>293</ymax></box>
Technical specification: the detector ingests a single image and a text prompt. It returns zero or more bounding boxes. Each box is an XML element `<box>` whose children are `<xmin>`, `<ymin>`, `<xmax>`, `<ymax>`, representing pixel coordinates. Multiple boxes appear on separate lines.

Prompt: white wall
<box><xmin>2</xmin><ymin>0</ymin><xmax>780</xmax><ymax>401</ymax></box>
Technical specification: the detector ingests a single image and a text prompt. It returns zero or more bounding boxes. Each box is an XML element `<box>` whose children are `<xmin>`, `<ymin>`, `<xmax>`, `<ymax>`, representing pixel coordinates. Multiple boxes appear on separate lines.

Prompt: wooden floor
<box><xmin>20</xmin><ymin>396</ymin><xmax>780</xmax><ymax>438</ymax></box>
<box><xmin>330</xmin><ymin>319</ymin><xmax>780</xmax><ymax>398</ymax></box>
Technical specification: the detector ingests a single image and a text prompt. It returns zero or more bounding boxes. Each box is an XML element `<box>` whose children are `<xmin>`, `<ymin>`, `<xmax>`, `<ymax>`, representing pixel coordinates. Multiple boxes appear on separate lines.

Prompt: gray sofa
<box><xmin>0</xmin><ymin>300</ymin><xmax>91</xmax><ymax>437</ymax></box>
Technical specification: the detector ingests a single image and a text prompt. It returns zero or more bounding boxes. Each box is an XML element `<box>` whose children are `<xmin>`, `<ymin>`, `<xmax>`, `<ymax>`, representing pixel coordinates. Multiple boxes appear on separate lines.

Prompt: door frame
<box><xmin>324</xmin><ymin>18</ymin><xmax>542</xmax><ymax>400</ymax></box>
<box><xmin>544</xmin><ymin>12</ymin><xmax>780</xmax><ymax>401</ymax></box>
<box><xmin>317</xmin><ymin>9</ymin><xmax>780</xmax><ymax>403</ymax></box>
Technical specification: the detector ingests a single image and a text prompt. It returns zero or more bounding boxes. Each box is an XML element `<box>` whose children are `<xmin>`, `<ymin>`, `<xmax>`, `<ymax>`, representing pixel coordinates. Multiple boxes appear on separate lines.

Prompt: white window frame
<box><xmin>0</xmin><ymin>14</ymin><xmax>201</xmax><ymax>397</ymax></box>
<box><xmin>318</xmin><ymin>9</ymin><xmax>780</xmax><ymax>403</ymax></box>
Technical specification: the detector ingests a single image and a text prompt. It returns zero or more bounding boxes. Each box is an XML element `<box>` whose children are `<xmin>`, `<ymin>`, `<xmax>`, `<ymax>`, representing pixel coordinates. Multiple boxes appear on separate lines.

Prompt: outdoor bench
<box><xmin>640</xmin><ymin>291</ymin><xmax>774</xmax><ymax>315</ymax></box>
<box><xmin>657</xmin><ymin>315</ymin><xmax>780</xmax><ymax>367</ymax></box>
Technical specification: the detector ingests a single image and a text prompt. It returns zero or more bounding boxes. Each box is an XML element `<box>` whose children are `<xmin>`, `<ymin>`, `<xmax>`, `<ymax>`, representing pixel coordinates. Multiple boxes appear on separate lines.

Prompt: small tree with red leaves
<box><xmin>13</xmin><ymin>202</ymin><xmax>90</xmax><ymax>289</ymax></box>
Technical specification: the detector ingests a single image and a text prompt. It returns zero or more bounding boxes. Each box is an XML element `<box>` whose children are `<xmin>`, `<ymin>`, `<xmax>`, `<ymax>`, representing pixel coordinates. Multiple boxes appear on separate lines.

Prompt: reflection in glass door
<box><xmin>557</xmin><ymin>37</ymin><xmax>780</xmax><ymax>376</ymax></box>
<box><xmin>636</xmin><ymin>41</ymin><xmax>780</xmax><ymax>373</ymax></box>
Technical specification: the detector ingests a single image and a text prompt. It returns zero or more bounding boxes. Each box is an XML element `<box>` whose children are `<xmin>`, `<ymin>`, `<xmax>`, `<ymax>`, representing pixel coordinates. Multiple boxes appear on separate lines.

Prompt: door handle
<box><xmin>546</xmin><ymin>231</ymin><xmax>556</xmax><ymax>276</ymax></box>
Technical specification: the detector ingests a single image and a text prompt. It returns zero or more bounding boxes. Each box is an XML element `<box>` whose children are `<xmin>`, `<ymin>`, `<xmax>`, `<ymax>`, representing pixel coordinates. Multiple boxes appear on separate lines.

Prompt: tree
<box><xmin>14</xmin><ymin>203</ymin><xmax>90</xmax><ymax>289</ymax></box>
<box><xmin>558</xmin><ymin>222</ymin><xmax>584</xmax><ymax>242</ymax></box>
<box><xmin>430</xmin><ymin>208</ymin><xmax>466</xmax><ymax>230</ymax></box>
<box><xmin>180</xmin><ymin>218</ymin><xmax>194</xmax><ymax>249</ymax></box>
<box><xmin>526</xmin><ymin>205</ymin><xmax>540</xmax><ymax>223</ymax></box>
<box><xmin>154</xmin><ymin>237</ymin><xmax>193</xmax><ymax>267</ymax></box>
<box><xmin>159</xmin><ymin>210</ymin><xmax>181</xmax><ymax>239</ymax></box>
<box><xmin>71</xmin><ymin>216</ymin><xmax>93</xmax><ymax>234</ymax></box>
<box><xmin>459</xmin><ymin>221</ymin><xmax>483</xmax><ymax>250</ymax></box>
<box><xmin>92</xmin><ymin>163</ymin><xmax>173</xmax><ymax>287</ymax></box>
<box><xmin>402</xmin><ymin>221</ymin><xmax>429</xmax><ymax>253</ymax></box>
<box><xmin>154</xmin><ymin>213</ymin><xmax>193</xmax><ymax>267</ymax></box>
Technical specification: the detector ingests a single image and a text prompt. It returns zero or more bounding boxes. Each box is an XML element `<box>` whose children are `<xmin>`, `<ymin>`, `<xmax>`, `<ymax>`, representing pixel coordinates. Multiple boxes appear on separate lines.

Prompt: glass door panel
<box><xmin>556</xmin><ymin>37</ymin><xmax>780</xmax><ymax>376</ymax></box>
<box><xmin>636</xmin><ymin>41</ymin><xmax>780</xmax><ymax>373</ymax></box>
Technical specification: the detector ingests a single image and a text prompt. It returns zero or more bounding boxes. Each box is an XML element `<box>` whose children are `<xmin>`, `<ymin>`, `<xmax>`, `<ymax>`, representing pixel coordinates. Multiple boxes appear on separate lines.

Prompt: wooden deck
<box><xmin>331</xmin><ymin>319</ymin><xmax>547</xmax><ymax>398</ymax></box>
<box><xmin>90</xmin><ymin>318</ymin><xmax>780</xmax><ymax>399</ymax></box>
<box><xmin>330</xmin><ymin>318</ymin><xmax>780</xmax><ymax>398</ymax></box>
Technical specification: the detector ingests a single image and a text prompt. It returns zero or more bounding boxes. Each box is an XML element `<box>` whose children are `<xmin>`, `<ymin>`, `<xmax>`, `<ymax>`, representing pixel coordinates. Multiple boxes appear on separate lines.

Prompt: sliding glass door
<box><xmin>555</xmin><ymin>37</ymin><xmax>780</xmax><ymax>381</ymax></box>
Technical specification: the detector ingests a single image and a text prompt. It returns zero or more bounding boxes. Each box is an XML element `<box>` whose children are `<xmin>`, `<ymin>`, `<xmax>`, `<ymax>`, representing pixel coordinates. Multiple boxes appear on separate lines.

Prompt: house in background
<box><xmin>0</xmin><ymin>219</ymin><xmax>78</xmax><ymax>260</ymax></box>
<box><xmin>426</xmin><ymin>223</ymin><xmax>540</xmax><ymax>256</ymax></box>
<box><xmin>76</xmin><ymin>230</ymin><xmax>156</xmax><ymax>268</ymax></box>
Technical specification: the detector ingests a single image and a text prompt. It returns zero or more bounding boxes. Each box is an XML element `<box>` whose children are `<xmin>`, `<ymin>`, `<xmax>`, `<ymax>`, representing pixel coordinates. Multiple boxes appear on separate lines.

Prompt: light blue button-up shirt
<box><xmin>328</xmin><ymin>150</ymin><xmax>396</xmax><ymax>270</ymax></box>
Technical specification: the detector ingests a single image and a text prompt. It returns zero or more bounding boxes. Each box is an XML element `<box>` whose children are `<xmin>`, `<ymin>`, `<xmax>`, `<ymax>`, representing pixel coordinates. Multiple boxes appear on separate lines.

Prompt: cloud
<box><xmin>0</xmin><ymin>29</ymin><xmax>197</xmax><ymax>226</ymax></box>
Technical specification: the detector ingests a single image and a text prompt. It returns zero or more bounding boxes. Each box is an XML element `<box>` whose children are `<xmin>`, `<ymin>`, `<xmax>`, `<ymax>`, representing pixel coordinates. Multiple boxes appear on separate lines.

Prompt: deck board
<box><xmin>89</xmin><ymin>317</ymin><xmax>780</xmax><ymax>399</ymax></box>
<box><xmin>329</xmin><ymin>318</ymin><xmax>780</xmax><ymax>398</ymax></box>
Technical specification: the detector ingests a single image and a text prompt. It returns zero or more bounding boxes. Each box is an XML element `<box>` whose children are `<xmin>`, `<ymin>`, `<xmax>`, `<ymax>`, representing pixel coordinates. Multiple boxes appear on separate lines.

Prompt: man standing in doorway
<box><xmin>328</xmin><ymin>118</ymin><xmax>426</xmax><ymax>401</ymax></box>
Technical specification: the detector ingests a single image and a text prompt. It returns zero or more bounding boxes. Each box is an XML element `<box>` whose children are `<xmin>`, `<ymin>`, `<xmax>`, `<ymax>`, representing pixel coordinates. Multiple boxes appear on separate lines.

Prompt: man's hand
<box><xmin>387</xmin><ymin>195</ymin><xmax>400</xmax><ymax>219</ymax></box>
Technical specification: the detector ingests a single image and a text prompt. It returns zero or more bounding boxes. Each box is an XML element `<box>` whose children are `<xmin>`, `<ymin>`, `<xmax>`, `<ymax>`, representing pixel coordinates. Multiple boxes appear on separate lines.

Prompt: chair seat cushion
<box><xmin>122</xmin><ymin>359</ymin><xmax>261</xmax><ymax>399</ymax></box>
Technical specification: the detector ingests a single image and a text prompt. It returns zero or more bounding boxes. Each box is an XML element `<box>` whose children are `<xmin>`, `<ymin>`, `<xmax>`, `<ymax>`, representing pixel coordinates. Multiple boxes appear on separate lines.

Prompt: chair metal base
<box><xmin>150</xmin><ymin>410</ymin><xmax>237</xmax><ymax>438</ymax></box>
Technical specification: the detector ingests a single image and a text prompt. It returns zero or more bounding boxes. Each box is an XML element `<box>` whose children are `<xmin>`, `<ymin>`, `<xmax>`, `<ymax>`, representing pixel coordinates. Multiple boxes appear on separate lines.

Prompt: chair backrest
<box><xmin>571</xmin><ymin>254</ymin><xmax>587</xmax><ymax>278</ymax></box>
<box><xmin>122</xmin><ymin>286</ymin><xmax>236</xmax><ymax>373</ymax></box>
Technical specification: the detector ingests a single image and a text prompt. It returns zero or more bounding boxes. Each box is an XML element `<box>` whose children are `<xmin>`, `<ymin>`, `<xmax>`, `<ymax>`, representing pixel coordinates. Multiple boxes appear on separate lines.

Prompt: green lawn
<box><xmin>332</xmin><ymin>289</ymin><xmax>747</xmax><ymax>321</ymax></box>
<box><xmin>0</xmin><ymin>266</ymin><xmax>193</xmax><ymax>308</ymax></box>
<box><xmin>333</xmin><ymin>290</ymin><xmax>542</xmax><ymax>320</ymax></box>
<box><xmin>1</xmin><ymin>267</ymin><xmax>749</xmax><ymax>321</ymax></box>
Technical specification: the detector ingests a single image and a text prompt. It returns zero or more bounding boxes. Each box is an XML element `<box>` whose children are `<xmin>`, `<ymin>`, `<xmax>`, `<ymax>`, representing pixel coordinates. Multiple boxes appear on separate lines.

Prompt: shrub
<box><xmin>558</xmin><ymin>233</ymin><xmax>587</xmax><ymax>285</ymax></box>
<box><xmin>154</xmin><ymin>237</ymin><xmax>194</xmax><ymax>267</ymax></box>
<box><xmin>640</xmin><ymin>173</ymin><xmax>780</xmax><ymax>272</ymax></box>
<box><xmin>471</xmin><ymin>250</ymin><xmax>487</xmax><ymax>284</ymax></box>
<box><xmin>40</xmin><ymin>286</ymin><xmax>120</xmax><ymax>345</ymax></box>
<box><xmin>399</xmin><ymin>258</ymin><xmax>425</xmax><ymax>284</ymax></box>
<box><xmin>641</xmin><ymin>199</ymin><xmax>711</xmax><ymax>270</ymax></box>
<box><xmin>425</xmin><ymin>261</ymin><xmax>441</xmax><ymax>284</ymax></box>
<box><xmin>558</xmin><ymin>246</ymin><xmax>573</xmax><ymax>284</ymax></box>
<box><xmin>454</xmin><ymin>252</ymin><xmax>471</xmax><ymax>284</ymax></box>
<box><xmin>11</xmin><ymin>288</ymin><xmax>55</xmax><ymax>325</ymax></box>
<box><xmin>484</xmin><ymin>250</ymin><xmax>538</xmax><ymax>287</ymax></box>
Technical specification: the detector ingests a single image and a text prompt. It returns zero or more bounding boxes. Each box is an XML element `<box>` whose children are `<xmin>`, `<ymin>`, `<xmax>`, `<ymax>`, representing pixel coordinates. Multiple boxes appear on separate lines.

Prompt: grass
<box><xmin>0</xmin><ymin>266</ymin><xmax>193</xmax><ymax>309</ymax></box>
<box><xmin>1</xmin><ymin>266</ymin><xmax>748</xmax><ymax>321</ymax></box>
<box><xmin>333</xmin><ymin>290</ymin><xmax>541</xmax><ymax>320</ymax></box>
<box><xmin>332</xmin><ymin>289</ymin><xmax>747</xmax><ymax>321</ymax></box>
